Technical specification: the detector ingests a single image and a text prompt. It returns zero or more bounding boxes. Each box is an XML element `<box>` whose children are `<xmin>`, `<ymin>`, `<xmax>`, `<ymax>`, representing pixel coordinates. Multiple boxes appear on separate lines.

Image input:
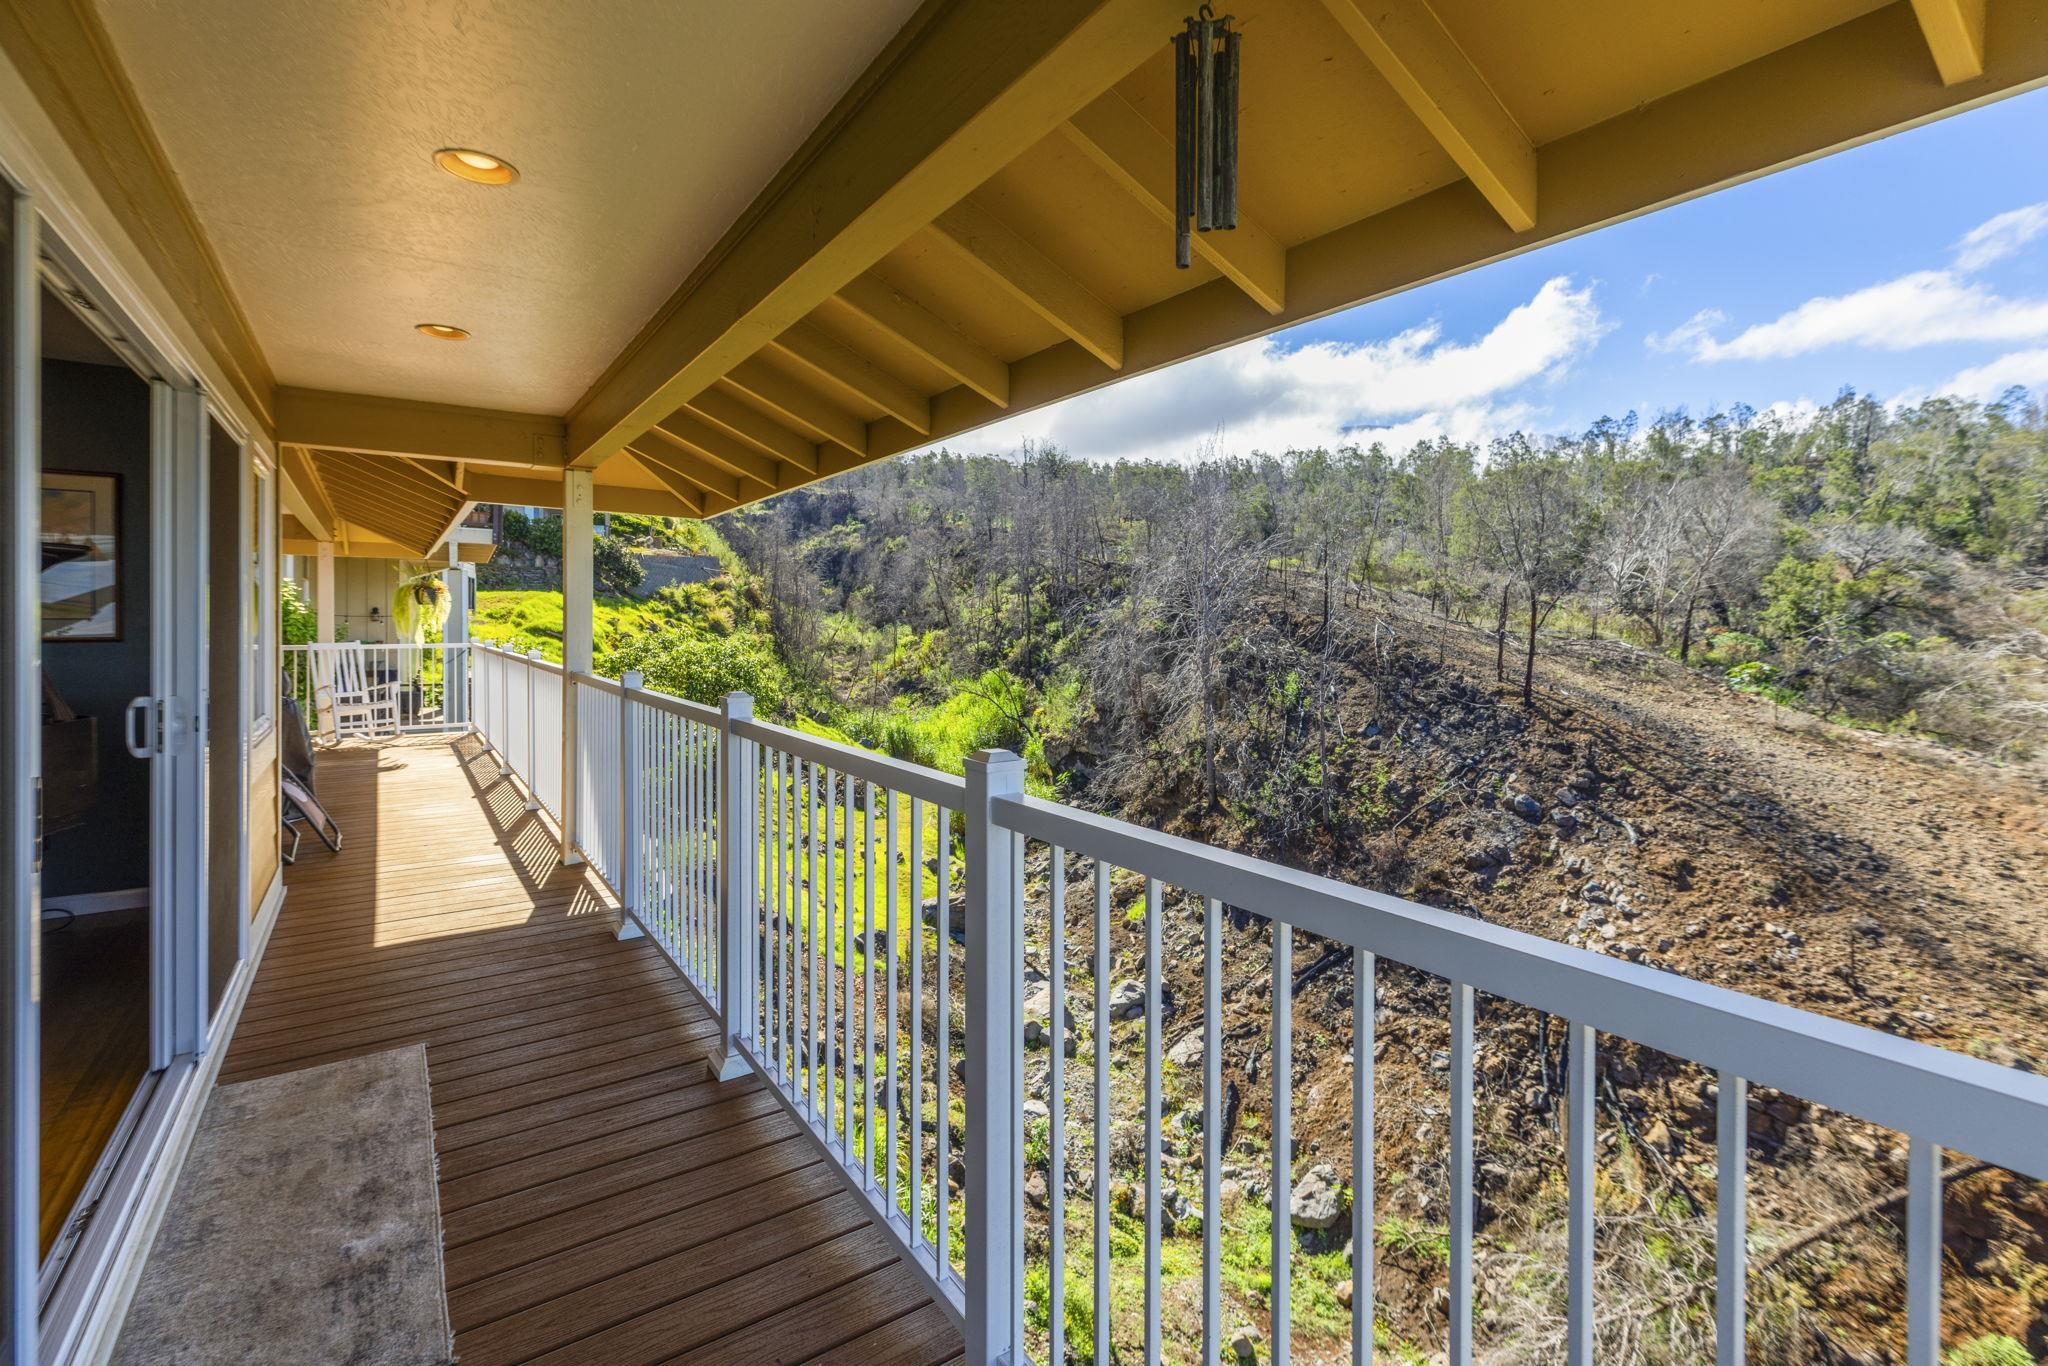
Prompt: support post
<box><xmin>617</xmin><ymin>670</ymin><xmax>644</xmax><ymax>940</ymax></box>
<box><xmin>710</xmin><ymin>691</ymin><xmax>755</xmax><ymax>1081</ymax></box>
<box><xmin>560</xmin><ymin>470</ymin><xmax>594</xmax><ymax>865</ymax></box>
<box><xmin>963</xmin><ymin>748</ymin><xmax>1025</xmax><ymax>1365</ymax></box>
<box><xmin>523</xmin><ymin>649</ymin><xmax>542</xmax><ymax>810</ymax></box>
<box><xmin>443</xmin><ymin>563</ymin><xmax>470</xmax><ymax>728</ymax></box>
<box><xmin>313</xmin><ymin>541</ymin><xmax>336</xmax><ymax>734</ymax></box>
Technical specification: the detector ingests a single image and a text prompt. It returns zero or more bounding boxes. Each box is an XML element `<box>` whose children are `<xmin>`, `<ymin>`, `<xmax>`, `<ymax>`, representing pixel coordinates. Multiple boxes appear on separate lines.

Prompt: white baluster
<box><xmin>962</xmin><ymin>749</ymin><xmax>1023</xmax><ymax>1364</ymax></box>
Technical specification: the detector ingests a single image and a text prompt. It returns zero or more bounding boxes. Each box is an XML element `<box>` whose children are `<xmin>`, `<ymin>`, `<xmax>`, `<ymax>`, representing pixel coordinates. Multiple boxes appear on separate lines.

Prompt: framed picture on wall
<box><xmin>41</xmin><ymin>470</ymin><xmax>121</xmax><ymax>640</ymax></box>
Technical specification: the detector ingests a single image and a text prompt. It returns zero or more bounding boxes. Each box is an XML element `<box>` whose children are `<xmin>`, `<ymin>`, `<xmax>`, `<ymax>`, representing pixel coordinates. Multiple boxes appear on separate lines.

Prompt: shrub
<box><xmin>280</xmin><ymin>579</ymin><xmax>320</xmax><ymax>645</ymax></box>
<box><xmin>1944</xmin><ymin>1336</ymin><xmax>2032</xmax><ymax>1366</ymax></box>
<box><xmin>592</xmin><ymin>536</ymin><xmax>644</xmax><ymax>595</ymax></box>
<box><xmin>610</xmin><ymin>631</ymin><xmax>786</xmax><ymax>712</ymax></box>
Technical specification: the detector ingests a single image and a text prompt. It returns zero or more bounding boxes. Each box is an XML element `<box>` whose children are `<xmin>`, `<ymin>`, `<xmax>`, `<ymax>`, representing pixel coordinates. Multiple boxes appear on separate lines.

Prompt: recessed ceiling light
<box><xmin>433</xmin><ymin>147</ymin><xmax>518</xmax><ymax>185</ymax></box>
<box><xmin>414</xmin><ymin>323</ymin><xmax>470</xmax><ymax>341</ymax></box>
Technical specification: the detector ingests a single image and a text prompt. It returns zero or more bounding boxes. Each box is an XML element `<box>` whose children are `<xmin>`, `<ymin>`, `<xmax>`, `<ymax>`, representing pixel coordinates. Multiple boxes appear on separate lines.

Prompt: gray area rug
<box><xmin>113</xmin><ymin>1045</ymin><xmax>454</xmax><ymax>1366</ymax></box>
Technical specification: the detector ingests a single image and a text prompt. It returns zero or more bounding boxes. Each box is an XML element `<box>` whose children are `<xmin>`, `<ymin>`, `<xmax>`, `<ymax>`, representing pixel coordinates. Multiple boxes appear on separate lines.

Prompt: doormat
<box><xmin>112</xmin><ymin>1045</ymin><xmax>453</xmax><ymax>1365</ymax></box>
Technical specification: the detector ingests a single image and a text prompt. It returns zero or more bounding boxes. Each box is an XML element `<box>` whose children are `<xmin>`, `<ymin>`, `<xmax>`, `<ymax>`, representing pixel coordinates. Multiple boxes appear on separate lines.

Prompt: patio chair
<box><xmin>278</xmin><ymin>692</ymin><xmax>341</xmax><ymax>863</ymax></box>
<box><xmin>308</xmin><ymin>645</ymin><xmax>400</xmax><ymax>742</ymax></box>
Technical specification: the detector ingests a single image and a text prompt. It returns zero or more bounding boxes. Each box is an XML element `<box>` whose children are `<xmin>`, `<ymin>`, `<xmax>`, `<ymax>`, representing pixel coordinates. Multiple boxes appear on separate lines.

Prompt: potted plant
<box><xmin>391</xmin><ymin>568</ymin><xmax>452</xmax><ymax>721</ymax></box>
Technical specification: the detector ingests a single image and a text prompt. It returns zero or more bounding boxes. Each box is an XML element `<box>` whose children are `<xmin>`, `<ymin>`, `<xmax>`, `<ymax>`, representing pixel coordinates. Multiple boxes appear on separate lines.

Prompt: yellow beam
<box><xmin>277</xmin><ymin>388</ymin><xmax>568</xmax><ymax>468</ymax></box>
<box><xmin>631</xmin><ymin>444</ymin><xmax>743</xmax><ymax>514</ymax></box>
<box><xmin>1063</xmin><ymin>93</ymin><xmax>1287</xmax><ymax>314</ymax></box>
<box><xmin>769</xmin><ymin>321</ymin><xmax>931</xmax><ymax>434</ymax></box>
<box><xmin>687</xmin><ymin>386</ymin><xmax>821</xmax><ymax>474</ymax></box>
<box><xmin>564</xmin><ymin>0</ymin><xmax>1180</xmax><ymax>467</ymax></box>
<box><xmin>652</xmin><ymin>415</ymin><xmax>780</xmax><ymax>494</ymax></box>
<box><xmin>278</xmin><ymin>445</ymin><xmax>336</xmax><ymax>542</ymax></box>
<box><xmin>725</xmin><ymin>358</ymin><xmax>867</xmax><ymax>457</ymax></box>
<box><xmin>461</xmin><ymin>468</ymin><xmax>703</xmax><ymax>519</ymax></box>
<box><xmin>832</xmin><ymin>274</ymin><xmax>1012</xmax><ymax>406</ymax></box>
<box><xmin>930</xmin><ymin>200</ymin><xmax>1124</xmax><ymax>369</ymax></box>
<box><xmin>1911</xmin><ymin>0</ymin><xmax>1987</xmax><ymax>82</ymax></box>
<box><xmin>283</xmin><ymin>533</ymin><xmax>492</xmax><ymax>563</ymax></box>
<box><xmin>1317</xmin><ymin>0</ymin><xmax>1537</xmax><ymax>232</ymax></box>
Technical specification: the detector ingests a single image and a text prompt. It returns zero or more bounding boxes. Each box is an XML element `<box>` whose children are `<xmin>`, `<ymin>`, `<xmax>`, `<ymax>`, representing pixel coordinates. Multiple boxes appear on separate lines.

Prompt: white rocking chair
<box><xmin>310</xmin><ymin>646</ymin><xmax>400</xmax><ymax>742</ymax></box>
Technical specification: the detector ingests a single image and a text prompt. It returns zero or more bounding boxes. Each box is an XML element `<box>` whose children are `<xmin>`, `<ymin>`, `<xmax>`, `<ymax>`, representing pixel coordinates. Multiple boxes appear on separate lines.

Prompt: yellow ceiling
<box><xmin>10</xmin><ymin>0</ymin><xmax>2043</xmax><ymax>538</ymax></box>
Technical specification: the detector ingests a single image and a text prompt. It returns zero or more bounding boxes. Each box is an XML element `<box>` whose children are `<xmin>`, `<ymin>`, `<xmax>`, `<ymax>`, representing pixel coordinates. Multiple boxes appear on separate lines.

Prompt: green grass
<box><xmin>471</xmin><ymin>590</ymin><xmax>678</xmax><ymax>661</ymax></box>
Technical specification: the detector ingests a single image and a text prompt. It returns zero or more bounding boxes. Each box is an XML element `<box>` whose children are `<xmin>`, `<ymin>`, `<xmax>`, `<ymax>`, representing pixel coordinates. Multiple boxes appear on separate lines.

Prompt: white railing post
<box><xmin>710</xmin><ymin>691</ymin><xmax>754</xmax><ymax>1082</ymax></box>
<box><xmin>560</xmin><ymin>671</ymin><xmax>582</xmax><ymax>865</ymax></box>
<box><xmin>522</xmin><ymin>648</ymin><xmax>541</xmax><ymax>809</ymax></box>
<box><xmin>616</xmin><ymin>670</ymin><xmax>644</xmax><ymax>941</ymax></box>
<box><xmin>963</xmin><ymin>748</ymin><xmax>1024</xmax><ymax>1366</ymax></box>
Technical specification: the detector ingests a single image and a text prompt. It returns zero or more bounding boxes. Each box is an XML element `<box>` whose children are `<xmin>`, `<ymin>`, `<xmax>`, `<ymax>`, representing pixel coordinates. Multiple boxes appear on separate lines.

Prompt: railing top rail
<box><xmin>474</xmin><ymin>641</ymin><xmax>564</xmax><ymax>676</ymax></box>
<box><xmin>571</xmin><ymin>671</ymin><xmax>623</xmax><ymax>699</ymax></box>
<box><xmin>992</xmin><ymin>791</ymin><xmax>2048</xmax><ymax>1179</ymax></box>
<box><xmin>732</xmin><ymin>715</ymin><xmax>967</xmax><ymax>806</ymax></box>
<box><xmin>629</xmin><ymin>686</ymin><xmax>721</xmax><ymax>727</ymax></box>
<box><xmin>283</xmin><ymin>641</ymin><xmax>469</xmax><ymax>651</ymax></box>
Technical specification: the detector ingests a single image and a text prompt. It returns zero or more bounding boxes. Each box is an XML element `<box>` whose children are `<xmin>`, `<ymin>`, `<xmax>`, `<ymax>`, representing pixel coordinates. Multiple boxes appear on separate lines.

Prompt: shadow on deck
<box><xmin>225</xmin><ymin>734</ymin><xmax>961</xmax><ymax>1365</ymax></box>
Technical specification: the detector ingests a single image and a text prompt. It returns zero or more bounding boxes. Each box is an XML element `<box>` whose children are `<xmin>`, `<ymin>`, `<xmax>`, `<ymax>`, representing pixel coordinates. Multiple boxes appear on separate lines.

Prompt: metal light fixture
<box><xmin>1173</xmin><ymin>5</ymin><xmax>1239</xmax><ymax>268</ymax></box>
<box><xmin>414</xmin><ymin>323</ymin><xmax>470</xmax><ymax>341</ymax></box>
<box><xmin>433</xmin><ymin>147</ymin><xmax>519</xmax><ymax>185</ymax></box>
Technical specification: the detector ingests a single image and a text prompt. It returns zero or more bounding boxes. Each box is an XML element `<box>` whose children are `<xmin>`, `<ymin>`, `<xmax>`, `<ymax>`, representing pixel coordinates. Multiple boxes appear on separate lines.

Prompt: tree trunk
<box><xmin>1678</xmin><ymin>594</ymin><xmax>1698</xmax><ymax>665</ymax></box>
<box><xmin>1523</xmin><ymin>593</ymin><xmax>1540</xmax><ymax>706</ymax></box>
<box><xmin>1494</xmin><ymin>583</ymin><xmax>1511</xmax><ymax>682</ymax></box>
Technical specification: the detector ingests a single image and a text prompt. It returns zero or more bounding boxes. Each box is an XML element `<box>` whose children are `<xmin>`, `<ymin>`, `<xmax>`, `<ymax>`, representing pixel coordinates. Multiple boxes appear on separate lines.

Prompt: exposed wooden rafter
<box><xmin>830</xmin><ymin>274</ymin><xmax>1011</xmax><ymax>406</ymax></box>
<box><xmin>686</xmin><ymin>386</ymin><xmax>821</xmax><ymax>474</ymax></box>
<box><xmin>653</xmin><ymin>413</ymin><xmax>782</xmax><ymax>495</ymax></box>
<box><xmin>462</xmin><ymin>468</ymin><xmax>704</xmax><ymax>519</ymax></box>
<box><xmin>769</xmin><ymin>321</ymin><xmax>932</xmax><ymax>434</ymax></box>
<box><xmin>1063</xmin><ymin>92</ymin><xmax>1286</xmax><ymax>315</ymax></box>
<box><xmin>929</xmin><ymin>200</ymin><xmax>1124</xmax><ymax>369</ymax></box>
<box><xmin>631</xmin><ymin>442</ymin><xmax>741</xmax><ymax>514</ymax></box>
<box><xmin>724</xmin><ymin>358</ymin><xmax>868</xmax><ymax>457</ymax></box>
<box><xmin>565</xmin><ymin>0</ymin><xmax>1181</xmax><ymax>467</ymax></box>
<box><xmin>1317</xmin><ymin>0</ymin><xmax>1538</xmax><ymax>232</ymax></box>
<box><xmin>1910</xmin><ymin>0</ymin><xmax>1987</xmax><ymax>83</ymax></box>
<box><xmin>278</xmin><ymin>444</ymin><xmax>337</xmax><ymax>542</ymax></box>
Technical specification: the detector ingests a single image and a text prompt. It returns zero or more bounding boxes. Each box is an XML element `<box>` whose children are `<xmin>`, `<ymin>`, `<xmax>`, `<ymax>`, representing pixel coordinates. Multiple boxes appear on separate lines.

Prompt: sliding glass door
<box><xmin>1</xmin><ymin>174</ymin><xmax>40</xmax><ymax>1366</ymax></box>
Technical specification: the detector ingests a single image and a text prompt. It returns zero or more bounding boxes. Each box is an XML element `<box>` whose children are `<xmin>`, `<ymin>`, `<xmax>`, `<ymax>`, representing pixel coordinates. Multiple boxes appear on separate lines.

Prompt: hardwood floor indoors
<box><xmin>220</xmin><ymin>733</ymin><xmax>960</xmax><ymax>1366</ymax></box>
<box><xmin>38</xmin><ymin>904</ymin><xmax>150</xmax><ymax>1259</ymax></box>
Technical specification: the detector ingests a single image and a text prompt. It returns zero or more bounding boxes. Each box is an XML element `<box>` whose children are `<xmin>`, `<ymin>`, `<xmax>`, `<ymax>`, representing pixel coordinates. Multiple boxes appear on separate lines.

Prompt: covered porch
<box><xmin>236</xmin><ymin>733</ymin><xmax>959</xmax><ymax>1364</ymax></box>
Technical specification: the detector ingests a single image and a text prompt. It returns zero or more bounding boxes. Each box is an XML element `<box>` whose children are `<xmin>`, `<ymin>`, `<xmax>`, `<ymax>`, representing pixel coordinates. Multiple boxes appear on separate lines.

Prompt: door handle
<box><xmin>124</xmin><ymin>695</ymin><xmax>156</xmax><ymax>758</ymax></box>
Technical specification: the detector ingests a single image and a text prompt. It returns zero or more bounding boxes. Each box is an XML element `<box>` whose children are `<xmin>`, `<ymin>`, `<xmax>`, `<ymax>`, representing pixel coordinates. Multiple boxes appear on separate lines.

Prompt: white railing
<box><xmin>460</xmin><ymin>645</ymin><xmax>2048</xmax><ymax>1366</ymax></box>
<box><xmin>283</xmin><ymin>641</ymin><xmax>473</xmax><ymax>734</ymax></box>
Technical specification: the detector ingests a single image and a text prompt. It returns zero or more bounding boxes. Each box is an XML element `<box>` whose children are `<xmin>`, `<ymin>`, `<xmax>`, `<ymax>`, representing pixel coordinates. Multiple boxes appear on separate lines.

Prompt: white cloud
<box><xmin>1654</xmin><ymin>272</ymin><xmax>2048</xmax><ymax>362</ymax></box>
<box><xmin>1933</xmin><ymin>346</ymin><xmax>2048</xmax><ymax>400</ymax></box>
<box><xmin>931</xmin><ymin>276</ymin><xmax>1608</xmax><ymax>463</ymax></box>
<box><xmin>1954</xmin><ymin>202</ymin><xmax>2048</xmax><ymax>271</ymax></box>
<box><xmin>1650</xmin><ymin>202</ymin><xmax>2048</xmax><ymax>364</ymax></box>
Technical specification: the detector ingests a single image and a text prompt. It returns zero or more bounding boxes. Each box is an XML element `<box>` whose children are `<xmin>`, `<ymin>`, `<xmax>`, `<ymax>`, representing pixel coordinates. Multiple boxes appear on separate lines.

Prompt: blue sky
<box><xmin>943</xmin><ymin>84</ymin><xmax>2048</xmax><ymax>463</ymax></box>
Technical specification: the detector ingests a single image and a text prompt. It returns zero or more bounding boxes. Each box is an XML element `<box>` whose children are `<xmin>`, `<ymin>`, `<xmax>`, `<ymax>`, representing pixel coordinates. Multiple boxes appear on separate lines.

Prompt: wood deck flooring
<box><xmin>220</xmin><ymin>734</ymin><xmax>961</xmax><ymax>1366</ymax></box>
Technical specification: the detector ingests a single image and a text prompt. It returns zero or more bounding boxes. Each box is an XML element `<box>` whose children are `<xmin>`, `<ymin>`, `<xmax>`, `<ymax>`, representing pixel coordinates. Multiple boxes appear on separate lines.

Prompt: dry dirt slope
<box><xmin>1067</xmin><ymin>592</ymin><xmax>2048</xmax><ymax>1361</ymax></box>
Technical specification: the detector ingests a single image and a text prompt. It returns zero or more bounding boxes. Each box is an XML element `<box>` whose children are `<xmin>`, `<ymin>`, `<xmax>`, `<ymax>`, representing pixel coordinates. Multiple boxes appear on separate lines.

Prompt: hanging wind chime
<box><xmin>1174</xmin><ymin>5</ymin><xmax>1239</xmax><ymax>269</ymax></box>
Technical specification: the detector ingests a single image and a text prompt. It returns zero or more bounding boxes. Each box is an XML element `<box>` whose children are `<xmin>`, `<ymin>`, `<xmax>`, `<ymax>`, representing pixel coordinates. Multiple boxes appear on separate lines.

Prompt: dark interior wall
<box><xmin>41</xmin><ymin>359</ymin><xmax>151</xmax><ymax>897</ymax></box>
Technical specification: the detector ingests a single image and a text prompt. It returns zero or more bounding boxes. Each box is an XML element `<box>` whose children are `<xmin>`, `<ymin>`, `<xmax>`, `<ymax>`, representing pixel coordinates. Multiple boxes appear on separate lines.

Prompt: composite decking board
<box><xmin>218</xmin><ymin>963</ymin><xmax>691</xmax><ymax>1076</ymax></box>
<box><xmin>427</xmin><ymin>1020</ymin><xmax>717</xmax><ymax>1108</ymax></box>
<box><xmin>531</xmin><ymin>1223</ymin><xmax>907</xmax><ymax>1366</ymax></box>
<box><xmin>812</xmin><ymin>1302</ymin><xmax>964</xmax><ymax>1366</ymax></box>
<box><xmin>446</xmin><ymin>1161</ymin><xmax>841</xmax><ymax>1336</ymax></box>
<box><xmin>452</xmin><ymin>1182</ymin><xmax>865</xmax><ymax>1362</ymax></box>
<box><xmin>236</xmin><ymin>958</ymin><xmax>698</xmax><ymax>1044</ymax></box>
<box><xmin>441</xmin><ymin>1131</ymin><xmax>827</xmax><ymax>1288</ymax></box>
<box><xmin>219</xmin><ymin>737</ymin><xmax>957</xmax><ymax>1364</ymax></box>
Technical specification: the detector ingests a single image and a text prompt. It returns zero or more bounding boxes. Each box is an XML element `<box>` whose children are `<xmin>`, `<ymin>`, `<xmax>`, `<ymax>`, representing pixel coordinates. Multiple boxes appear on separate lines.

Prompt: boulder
<box><xmin>1509</xmin><ymin>792</ymin><xmax>1544</xmax><ymax>821</ymax></box>
<box><xmin>1463</xmin><ymin>844</ymin><xmax>1509</xmax><ymax>872</ymax></box>
<box><xmin>1108</xmin><ymin>980</ymin><xmax>1147</xmax><ymax>1021</ymax></box>
<box><xmin>1167</xmin><ymin>1033</ymin><xmax>1205</xmax><ymax>1068</ymax></box>
<box><xmin>1290</xmin><ymin>1163</ymin><xmax>1346</xmax><ymax>1230</ymax></box>
<box><xmin>1230</xmin><ymin>1326</ymin><xmax>1263</xmax><ymax>1362</ymax></box>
